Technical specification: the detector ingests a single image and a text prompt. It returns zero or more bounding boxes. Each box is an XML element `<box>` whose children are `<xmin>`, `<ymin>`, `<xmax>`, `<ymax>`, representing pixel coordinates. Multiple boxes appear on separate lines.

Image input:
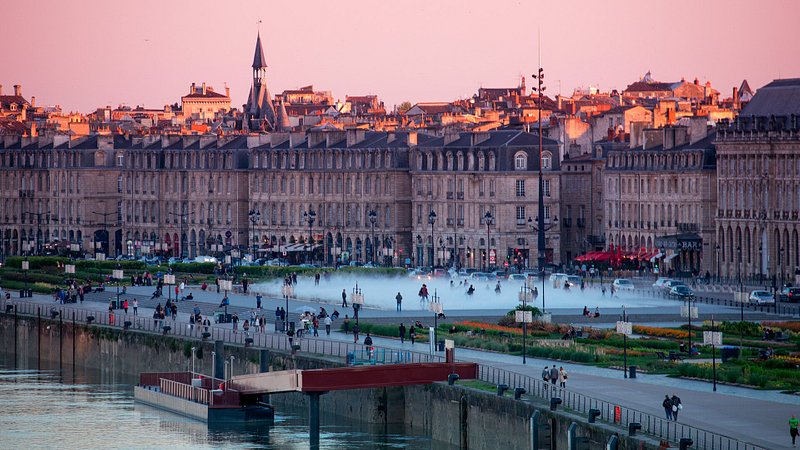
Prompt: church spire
<box><xmin>252</xmin><ymin>32</ymin><xmax>267</xmax><ymax>69</ymax></box>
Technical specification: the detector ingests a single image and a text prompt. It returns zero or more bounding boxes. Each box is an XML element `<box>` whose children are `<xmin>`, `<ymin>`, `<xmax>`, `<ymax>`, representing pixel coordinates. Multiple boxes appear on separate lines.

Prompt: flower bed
<box><xmin>632</xmin><ymin>325</ymin><xmax>690</xmax><ymax>339</ymax></box>
<box><xmin>761</xmin><ymin>321</ymin><xmax>800</xmax><ymax>333</ymax></box>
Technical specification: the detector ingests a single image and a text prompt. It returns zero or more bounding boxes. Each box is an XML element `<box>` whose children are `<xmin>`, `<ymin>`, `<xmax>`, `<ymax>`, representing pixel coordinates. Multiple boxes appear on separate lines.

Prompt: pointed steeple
<box><xmin>277</xmin><ymin>99</ymin><xmax>291</xmax><ymax>131</ymax></box>
<box><xmin>252</xmin><ymin>33</ymin><xmax>267</xmax><ymax>69</ymax></box>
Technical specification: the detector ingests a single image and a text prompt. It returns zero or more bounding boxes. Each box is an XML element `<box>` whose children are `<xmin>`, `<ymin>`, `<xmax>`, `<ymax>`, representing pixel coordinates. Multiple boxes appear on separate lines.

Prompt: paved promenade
<box><xmin>6</xmin><ymin>283</ymin><xmax>798</xmax><ymax>450</ymax></box>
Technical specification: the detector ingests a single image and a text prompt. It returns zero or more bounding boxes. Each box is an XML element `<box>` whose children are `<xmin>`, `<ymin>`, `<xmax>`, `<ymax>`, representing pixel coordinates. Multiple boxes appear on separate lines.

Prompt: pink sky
<box><xmin>2</xmin><ymin>0</ymin><xmax>799</xmax><ymax>113</ymax></box>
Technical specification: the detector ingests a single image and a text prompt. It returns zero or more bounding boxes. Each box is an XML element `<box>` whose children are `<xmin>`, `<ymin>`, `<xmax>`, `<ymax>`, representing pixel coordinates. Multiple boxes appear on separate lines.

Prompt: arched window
<box><xmin>514</xmin><ymin>152</ymin><xmax>527</xmax><ymax>170</ymax></box>
<box><xmin>542</xmin><ymin>152</ymin><xmax>552</xmax><ymax>170</ymax></box>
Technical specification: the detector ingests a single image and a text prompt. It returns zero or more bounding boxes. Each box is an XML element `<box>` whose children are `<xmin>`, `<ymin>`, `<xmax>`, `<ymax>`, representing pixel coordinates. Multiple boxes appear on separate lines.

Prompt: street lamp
<box><xmin>532</xmin><ymin>65</ymin><xmax>548</xmax><ymax>276</ymax></box>
<box><xmin>429</xmin><ymin>289</ymin><xmax>443</xmax><ymax>352</ymax></box>
<box><xmin>368</xmin><ymin>209</ymin><xmax>377</xmax><ymax>264</ymax></box>
<box><xmin>304</xmin><ymin>209</ymin><xmax>316</xmax><ymax>264</ymax></box>
<box><xmin>529</xmin><ymin>215</ymin><xmax>558</xmax><ymax>314</ymax></box>
<box><xmin>352</xmin><ymin>282</ymin><xmax>364</xmax><ymax>325</ymax></box>
<box><xmin>484</xmin><ymin>211</ymin><xmax>493</xmax><ymax>272</ymax></box>
<box><xmin>428</xmin><ymin>210</ymin><xmax>437</xmax><ymax>268</ymax></box>
<box><xmin>112</xmin><ymin>263</ymin><xmax>124</xmax><ymax>318</ymax></box>
<box><xmin>715</xmin><ymin>243</ymin><xmax>721</xmax><ymax>283</ymax></box>
<box><xmin>518</xmin><ymin>284</ymin><xmax>534</xmax><ymax>364</ymax></box>
<box><xmin>21</xmin><ymin>256</ymin><xmax>29</xmax><ymax>298</ymax></box>
<box><xmin>248</xmin><ymin>209</ymin><xmax>261</xmax><ymax>261</ymax></box>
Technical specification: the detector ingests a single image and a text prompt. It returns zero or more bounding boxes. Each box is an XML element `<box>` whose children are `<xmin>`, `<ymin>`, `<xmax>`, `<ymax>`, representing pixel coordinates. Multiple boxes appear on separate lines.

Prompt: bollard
<box><xmin>202</xmin><ymin>332</ymin><xmax>211</xmax><ymax>340</ymax></box>
<box><xmin>514</xmin><ymin>387</ymin><xmax>526</xmax><ymax>400</ymax></box>
<box><xmin>497</xmin><ymin>384</ymin><xmax>509</xmax><ymax>396</ymax></box>
<box><xmin>50</xmin><ymin>309</ymin><xmax>59</xmax><ymax>319</ymax></box>
<box><xmin>628</xmin><ymin>422</ymin><xmax>641</xmax><ymax>436</ymax></box>
<box><xmin>606</xmin><ymin>435</ymin><xmax>619</xmax><ymax>450</ymax></box>
<box><xmin>588</xmin><ymin>408</ymin><xmax>601</xmax><ymax>423</ymax></box>
<box><xmin>123</xmin><ymin>321</ymin><xmax>132</xmax><ymax>330</ymax></box>
<box><xmin>245</xmin><ymin>337</ymin><xmax>254</xmax><ymax>347</ymax></box>
<box><xmin>162</xmin><ymin>325</ymin><xmax>171</xmax><ymax>335</ymax></box>
<box><xmin>550</xmin><ymin>397</ymin><xmax>562</xmax><ymax>411</ymax></box>
<box><xmin>86</xmin><ymin>315</ymin><xmax>95</xmax><ymax>324</ymax></box>
<box><xmin>679</xmin><ymin>438</ymin><xmax>693</xmax><ymax>450</ymax></box>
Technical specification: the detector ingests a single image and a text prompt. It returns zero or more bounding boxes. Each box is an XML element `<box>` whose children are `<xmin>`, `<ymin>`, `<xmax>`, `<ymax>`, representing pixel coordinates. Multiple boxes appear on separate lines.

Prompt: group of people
<box><xmin>581</xmin><ymin>306</ymin><xmax>600</xmax><ymax>318</ymax></box>
<box><xmin>541</xmin><ymin>364</ymin><xmax>568</xmax><ymax>388</ymax></box>
<box><xmin>661</xmin><ymin>394</ymin><xmax>683</xmax><ymax>421</ymax></box>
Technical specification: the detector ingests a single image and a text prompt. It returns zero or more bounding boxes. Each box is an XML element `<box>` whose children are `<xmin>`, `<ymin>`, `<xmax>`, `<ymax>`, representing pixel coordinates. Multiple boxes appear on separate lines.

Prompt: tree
<box><xmin>397</xmin><ymin>101</ymin><xmax>412</xmax><ymax>114</ymax></box>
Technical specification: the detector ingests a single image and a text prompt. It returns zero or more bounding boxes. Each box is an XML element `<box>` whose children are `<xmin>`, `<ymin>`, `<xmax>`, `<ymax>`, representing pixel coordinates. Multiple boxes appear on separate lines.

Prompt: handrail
<box><xmin>159</xmin><ymin>378</ymin><xmax>210</xmax><ymax>405</ymax></box>
<box><xmin>0</xmin><ymin>297</ymin><xmax>765</xmax><ymax>449</ymax></box>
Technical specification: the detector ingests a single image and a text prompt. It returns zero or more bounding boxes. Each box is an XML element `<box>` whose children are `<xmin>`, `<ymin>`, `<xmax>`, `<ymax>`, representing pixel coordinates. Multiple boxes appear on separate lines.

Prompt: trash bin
<box><xmin>275</xmin><ymin>319</ymin><xmax>284</xmax><ymax>332</ymax></box>
<box><xmin>629</xmin><ymin>365</ymin><xmax>637</xmax><ymax>378</ymax></box>
<box><xmin>720</xmin><ymin>346</ymin><xmax>740</xmax><ymax>362</ymax></box>
<box><xmin>437</xmin><ymin>340</ymin><xmax>445</xmax><ymax>351</ymax></box>
<box><xmin>347</xmin><ymin>351</ymin><xmax>355</xmax><ymax>365</ymax></box>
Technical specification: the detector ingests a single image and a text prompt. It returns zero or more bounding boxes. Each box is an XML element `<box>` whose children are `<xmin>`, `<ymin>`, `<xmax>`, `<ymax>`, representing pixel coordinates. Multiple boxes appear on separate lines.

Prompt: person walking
<box><xmin>399</xmin><ymin>323</ymin><xmax>406</xmax><ymax>344</ymax></box>
<box><xmin>324</xmin><ymin>315</ymin><xmax>332</xmax><ymax>336</ymax></box>
<box><xmin>671</xmin><ymin>394</ymin><xmax>682</xmax><ymax>421</ymax></box>
<box><xmin>341</xmin><ymin>289</ymin><xmax>348</xmax><ymax>307</ymax></box>
<box><xmin>396</xmin><ymin>292</ymin><xmax>403</xmax><ymax>311</ymax></box>
<box><xmin>662</xmin><ymin>395</ymin><xmax>674</xmax><ymax>420</ymax></box>
<box><xmin>343</xmin><ymin>315</ymin><xmax>351</xmax><ymax>334</ymax></box>
<box><xmin>558</xmin><ymin>366</ymin><xmax>568</xmax><ymax>388</ymax></box>
<box><xmin>133</xmin><ymin>299</ymin><xmax>138</xmax><ymax>316</ymax></box>
<box><xmin>256</xmin><ymin>294</ymin><xmax>262</xmax><ymax>309</ymax></box>
<box><xmin>122</xmin><ymin>299</ymin><xmax>129</xmax><ymax>315</ymax></box>
<box><xmin>352</xmin><ymin>323</ymin><xmax>360</xmax><ymax>343</ymax></box>
<box><xmin>549</xmin><ymin>365</ymin><xmax>559</xmax><ymax>386</ymax></box>
<box><xmin>242</xmin><ymin>273</ymin><xmax>249</xmax><ymax>294</ymax></box>
<box><xmin>409</xmin><ymin>325</ymin><xmax>416</xmax><ymax>345</ymax></box>
<box><xmin>790</xmin><ymin>414</ymin><xmax>799</xmax><ymax>447</ymax></box>
<box><xmin>541</xmin><ymin>366</ymin><xmax>550</xmax><ymax>383</ymax></box>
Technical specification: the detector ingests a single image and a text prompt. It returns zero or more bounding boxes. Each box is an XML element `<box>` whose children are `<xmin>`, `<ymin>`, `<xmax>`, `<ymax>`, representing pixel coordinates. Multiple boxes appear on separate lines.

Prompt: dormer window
<box><xmin>116</xmin><ymin>153</ymin><xmax>124</xmax><ymax>167</ymax></box>
<box><xmin>542</xmin><ymin>151</ymin><xmax>552</xmax><ymax>170</ymax></box>
<box><xmin>514</xmin><ymin>152</ymin><xmax>527</xmax><ymax>170</ymax></box>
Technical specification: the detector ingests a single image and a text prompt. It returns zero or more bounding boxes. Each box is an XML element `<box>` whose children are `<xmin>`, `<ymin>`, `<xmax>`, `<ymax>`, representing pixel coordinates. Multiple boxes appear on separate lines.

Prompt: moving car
<box><xmin>550</xmin><ymin>273</ymin><xmax>569</xmax><ymax>288</ymax></box>
<box><xmin>612</xmin><ymin>278</ymin><xmax>635</xmax><ymax>291</ymax></box>
<box><xmin>778</xmin><ymin>287</ymin><xmax>800</xmax><ymax>303</ymax></box>
<box><xmin>567</xmin><ymin>275</ymin><xmax>583</xmax><ymax>287</ymax></box>
<box><xmin>652</xmin><ymin>277</ymin><xmax>673</xmax><ymax>289</ymax></box>
<box><xmin>507</xmin><ymin>274</ymin><xmax>527</xmax><ymax>282</ymax></box>
<box><xmin>749</xmin><ymin>290</ymin><xmax>775</xmax><ymax>305</ymax></box>
<box><xmin>669</xmin><ymin>285</ymin><xmax>695</xmax><ymax>299</ymax></box>
<box><xmin>662</xmin><ymin>280</ymin><xmax>686</xmax><ymax>292</ymax></box>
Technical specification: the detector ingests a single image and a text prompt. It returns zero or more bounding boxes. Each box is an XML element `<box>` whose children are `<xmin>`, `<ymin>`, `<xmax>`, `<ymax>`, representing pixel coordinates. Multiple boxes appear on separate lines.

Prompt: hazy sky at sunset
<box><xmin>2</xmin><ymin>0</ymin><xmax>799</xmax><ymax>113</ymax></box>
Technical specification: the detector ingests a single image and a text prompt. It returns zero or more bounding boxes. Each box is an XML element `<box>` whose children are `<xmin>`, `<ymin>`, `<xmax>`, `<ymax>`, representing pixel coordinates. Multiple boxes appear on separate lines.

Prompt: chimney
<box><xmin>225</xmin><ymin>86</ymin><xmax>230</xmax><ymax>98</ymax></box>
<box><xmin>406</xmin><ymin>131</ymin><xmax>418</xmax><ymax>147</ymax></box>
<box><xmin>0</xmin><ymin>84</ymin><xmax>3</xmax><ymax>95</ymax></box>
<box><xmin>13</xmin><ymin>84</ymin><xmax>21</xmax><ymax>96</ymax></box>
<box><xmin>607</xmin><ymin>128</ymin><xmax>615</xmax><ymax>142</ymax></box>
<box><xmin>190</xmin><ymin>83</ymin><xmax>195</xmax><ymax>94</ymax></box>
<box><xmin>444</xmin><ymin>130</ymin><xmax>460</xmax><ymax>145</ymax></box>
<box><xmin>31</xmin><ymin>96</ymin><xmax>36</xmax><ymax>108</ymax></box>
<box><xmin>346</xmin><ymin>129</ymin><xmax>366</xmax><ymax>147</ymax></box>
<box><xmin>202</xmin><ymin>82</ymin><xmax>207</xmax><ymax>95</ymax></box>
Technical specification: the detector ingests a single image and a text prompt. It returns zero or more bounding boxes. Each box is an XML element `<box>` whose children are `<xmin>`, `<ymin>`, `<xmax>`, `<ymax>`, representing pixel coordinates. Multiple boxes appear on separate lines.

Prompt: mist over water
<box><xmin>252</xmin><ymin>274</ymin><xmax>673</xmax><ymax>311</ymax></box>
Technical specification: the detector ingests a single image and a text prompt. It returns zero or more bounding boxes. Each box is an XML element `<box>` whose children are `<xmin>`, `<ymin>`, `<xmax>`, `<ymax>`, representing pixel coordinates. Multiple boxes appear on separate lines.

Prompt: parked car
<box><xmin>669</xmin><ymin>285</ymin><xmax>695</xmax><ymax>299</ymax></box>
<box><xmin>458</xmin><ymin>268</ymin><xmax>477</xmax><ymax>277</ymax></box>
<box><xmin>167</xmin><ymin>257</ymin><xmax>181</xmax><ymax>265</ymax></box>
<box><xmin>433</xmin><ymin>268</ymin><xmax>449</xmax><ymax>278</ymax></box>
<box><xmin>470</xmin><ymin>272</ymin><xmax>491</xmax><ymax>281</ymax></box>
<box><xmin>612</xmin><ymin>278</ymin><xmax>635</xmax><ymax>291</ymax></box>
<box><xmin>194</xmin><ymin>255</ymin><xmax>218</xmax><ymax>264</ymax></box>
<box><xmin>652</xmin><ymin>277</ymin><xmax>674</xmax><ymax>289</ymax></box>
<box><xmin>749</xmin><ymin>290</ymin><xmax>775</xmax><ymax>305</ymax></box>
<box><xmin>507</xmin><ymin>273</ymin><xmax>527</xmax><ymax>282</ymax></box>
<box><xmin>549</xmin><ymin>273</ymin><xmax>569</xmax><ymax>288</ymax></box>
<box><xmin>778</xmin><ymin>287</ymin><xmax>800</xmax><ymax>303</ymax></box>
<box><xmin>492</xmin><ymin>270</ymin><xmax>509</xmax><ymax>280</ymax></box>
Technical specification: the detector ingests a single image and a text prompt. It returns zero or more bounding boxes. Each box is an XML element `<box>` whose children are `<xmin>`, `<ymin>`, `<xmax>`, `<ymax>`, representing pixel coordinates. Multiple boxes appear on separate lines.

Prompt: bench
<box><xmin>668</xmin><ymin>351</ymin><xmax>683</xmax><ymax>362</ymax></box>
<box><xmin>655</xmin><ymin>351</ymin><xmax>668</xmax><ymax>360</ymax></box>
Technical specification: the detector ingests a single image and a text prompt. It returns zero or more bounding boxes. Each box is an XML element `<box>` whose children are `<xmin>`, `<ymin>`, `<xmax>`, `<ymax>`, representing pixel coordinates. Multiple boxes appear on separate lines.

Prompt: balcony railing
<box><xmin>457</xmin><ymin>192</ymin><xmax>464</xmax><ymax>200</ymax></box>
<box><xmin>446</xmin><ymin>192</ymin><xmax>454</xmax><ymax>199</ymax></box>
<box><xmin>562</xmin><ymin>218</ymin><xmax>572</xmax><ymax>228</ymax></box>
<box><xmin>676</xmin><ymin>223</ymin><xmax>699</xmax><ymax>232</ymax></box>
<box><xmin>576</xmin><ymin>218</ymin><xmax>585</xmax><ymax>228</ymax></box>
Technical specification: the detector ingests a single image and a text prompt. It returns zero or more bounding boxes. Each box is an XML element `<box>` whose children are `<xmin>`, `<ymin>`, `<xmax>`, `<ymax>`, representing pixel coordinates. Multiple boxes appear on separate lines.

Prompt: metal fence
<box><xmin>0</xmin><ymin>298</ymin><xmax>765</xmax><ymax>450</ymax></box>
<box><xmin>635</xmin><ymin>287</ymin><xmax>800</xmax><ymax>318</ymax></box>
<box><xmin>159</xmin><ymin>378</ymin><xmax>210</xmax><ymax>405</ymax></box>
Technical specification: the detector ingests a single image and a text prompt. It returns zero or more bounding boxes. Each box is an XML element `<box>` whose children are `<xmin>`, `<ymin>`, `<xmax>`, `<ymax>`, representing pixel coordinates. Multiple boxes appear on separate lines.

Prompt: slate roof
<box><xmin>740</xmin><ymin>78</ymin><xmax>800</xmax><ymax>117</ymax></box>
<box><xmin>252</xmin><ymin>33</ymin><xmax>267</xmax><ymax>69</ymax></box>
<box><xmin>183</xmin><ymin>91</ymin><xmax>229</xmax><ymax>99</ymax></box>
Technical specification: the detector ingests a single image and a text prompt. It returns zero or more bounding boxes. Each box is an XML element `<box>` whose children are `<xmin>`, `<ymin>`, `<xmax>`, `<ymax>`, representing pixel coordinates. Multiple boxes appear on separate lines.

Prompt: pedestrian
<box><xmin>324</xmin><ymin>315</ymin><xmax>332</xmax><ymax>335</ymax></box>
<box><xmin>396</xmin><ymin>292</ymin><xmax>403</xmax><ymax>311</ymax></box>
<box><xmin>256</xmin><ymin>294</ymin><xmax>262</xmax><ymax>309</ymax></box>
<box><xmin>123</xmin><ymin>299</ymin><xmax>129</xmax><ymax>314</ymax></box>
<box><xmin>662</xmin><ymin>395</ymin><xmax>674</xmax><ymax>420</ymax></box>
<box><xmin>133</xmin><ymin>299</ymin><xmax>138</xmax><ymax>316</ymax></box>
<box><xmin>558</xmin><ymin>366</ymin><xmax>568</xmax><ymax>388</ymax></box>
<box><xmin>409</xmin><ymin>325</ymin><xmax>416</xmax><ymax>344</ymax></box>
<box><xmin>342</xmin><ymin>289</ymin><xmax>348</xmax><ymax>307</ymax></box>
<box><xmin>343</xmin><ymin>315</ymin><xmax>351</xmax><ymax>334</ymax></box>
<box><xmin>352</xmin><ymin>323</ymin><xmax>360</xmax><ymax>343</ymax></box>
<box><xmin>790</xmin><ymin>414</ymin><xmax>799</xmax><ymax>447</ymax></box>
<box><xmin>364</xmin><ymin>333</ymin><xmax>373</xmax><ymax>346</ymax></box>
<box><xmin>541</xmin><ymin>366</ymin><xmax>550</xmax><ymax>383</ymax></box>
<box><xmin>287</xmin><ymin>326</ymin><xmax>295</xmax><ymax>348</ymax></box>
<box><xmin>549</xmin><ymin>365</ymin><xmax>559</xmax><ymax>385</ymax></box>
<box><xmin>242</xmin><ymin>273</ymin><xmax>249</xmax><ymax>294</ymax></box>
<box><xmin>399</xmin><ymin>323</ymin><xmax>406</xmax><ymax>344</ymax></box>
<box><xmin>232</xmin><ymin>313</ymin><xmax>239</xmax><ymax>332</ymax></box>
<box><xmin>215</xmin><ymin>277</ymin><xmax>220</xmax><ymax>293</ymax></box>
<box><xmin>671</xmin><ymin>394</ymin><xmax>682</xmax><ymax>421</ymax></box>
<box><xmin>171</xmin><ymin>303</ymin><xmax>177</xmax><ymax>320</ymax></box>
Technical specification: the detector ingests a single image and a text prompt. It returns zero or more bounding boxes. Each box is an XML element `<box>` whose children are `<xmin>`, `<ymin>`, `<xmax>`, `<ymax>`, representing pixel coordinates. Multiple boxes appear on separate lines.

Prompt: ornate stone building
<box><xmin>715</xmin><ymin>79</ymin><xmax>800</xmax><ymax>281</ymax></box>
<box><xmin>604</xmin><ymin>123</ymin><xmax>717</xmax><ymax>275</ymax></box>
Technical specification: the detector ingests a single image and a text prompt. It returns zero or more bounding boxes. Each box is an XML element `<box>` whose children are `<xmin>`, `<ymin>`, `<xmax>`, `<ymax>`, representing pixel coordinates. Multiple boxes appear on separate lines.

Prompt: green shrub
<box><xmin>169</xmin><ymin>262</ymin><xmax>215</xmax><ymax>274</ymax></box>
<box><xmin>719</xmin><ymin>321</ymin><xmax>762</xmax><ymax>338</ymax></box>
<box><xmin>5</xmin><ymin>256</ymin><xmax>69</xmax><ymax>270</ymax></box>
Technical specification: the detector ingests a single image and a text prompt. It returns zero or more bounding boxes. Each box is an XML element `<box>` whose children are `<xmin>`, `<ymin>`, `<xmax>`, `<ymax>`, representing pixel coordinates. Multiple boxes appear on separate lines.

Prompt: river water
<box><xmin>0</xmin><ymin>353</ymin><xmax>436</xmax><ymax>449</ymax></box>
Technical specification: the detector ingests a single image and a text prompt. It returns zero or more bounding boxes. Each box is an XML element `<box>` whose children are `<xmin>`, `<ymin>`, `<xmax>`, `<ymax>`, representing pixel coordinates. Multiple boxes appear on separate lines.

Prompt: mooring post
<box><xmin>308</xmin><ymin>392</ymin><xmax>322</xmax><ymax>448</ymax></box>
<box><xmin>214</xmin><ymin>340</ymin><xmax>224</xmax><ymax>380</ymax></box>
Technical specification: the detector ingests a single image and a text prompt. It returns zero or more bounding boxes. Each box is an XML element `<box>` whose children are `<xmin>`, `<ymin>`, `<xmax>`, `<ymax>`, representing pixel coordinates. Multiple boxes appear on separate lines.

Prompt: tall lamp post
<box><xmin>304</xmin><ymin>209</ymin><xmax>316</xmax><ymax>264</ymax></box>
<box><xmin>368</xmin><ymin>209</ymin><xmax>377</xmax><ymax>264</ymax></box>
<box><xmin>429</xmin><ymin>289</ymin><xmax>443</xmax><ymax>353</ymax></box>
<box><xmin>483</xmin><ymin>211</ymin><xmax>493</xmax><ymax>272</ymax></box>
<box><xmin>112</xmin><ymin>263</ymin><xmax>124</xmax><ymax>315</ymax></box>
<box><xmin>529</xmin><ymin>215</ymin><xmax>558</xmax><ymax>314</ymax></box>
<box><xmin>248</xmin><ymin>209</ymin><xmax>261</xmax><ymax>261</ymax></box>
<box><xmin>22</xmin><ymin>256</ymin><xmax>29</xmax><ymax>298</ymax></box>
<box><xmin>518</xmin><ymin>284</ymin><xmax>534</xmax><ymax>364</ymax></box>
<box><xmin>532</xmin><ymin>65</ymin><xmax>547</xmax><ymax>275</ymax></box>
<box><xmin>428</xmin><ymin>210</ymin><xmax>437</xmax><ymax>268</ymax></box>
<box><xmin>737</xmin><ymin>244</ymin><xmax>743</xmax><ymax>357</ymax></box>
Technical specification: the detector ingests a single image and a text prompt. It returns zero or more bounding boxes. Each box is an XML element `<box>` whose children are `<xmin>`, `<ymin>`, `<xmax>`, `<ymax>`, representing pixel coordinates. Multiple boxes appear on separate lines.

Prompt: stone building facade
<box><xmin>0</xmin><ymin>130</ymin><xmax>560</xmax><ymax>270</ymax></box>
<box><xmin>559</xmin><ymin>152</ymin><xmax>606</xmax><ymax>262</ymax></box>
<box><xmin>714</xmin><ymin>80</ymin><xmax>800</xmax><ymax>281</ymax></box>
<box><xmin>603</xmin><ymin>125</ymin><xmax>717</xmax><ymax>275</ymax></box>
